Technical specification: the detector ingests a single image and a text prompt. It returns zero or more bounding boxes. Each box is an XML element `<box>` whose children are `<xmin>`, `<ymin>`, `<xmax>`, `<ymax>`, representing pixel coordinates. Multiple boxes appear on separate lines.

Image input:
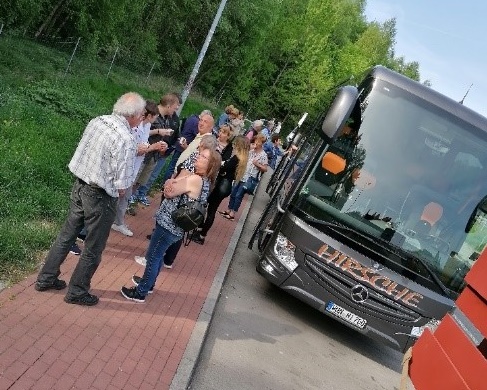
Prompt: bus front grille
<box><xmin>304</xmin><ymin>255</ymin><xmax>420</xmax><ymax>323</ymax></box>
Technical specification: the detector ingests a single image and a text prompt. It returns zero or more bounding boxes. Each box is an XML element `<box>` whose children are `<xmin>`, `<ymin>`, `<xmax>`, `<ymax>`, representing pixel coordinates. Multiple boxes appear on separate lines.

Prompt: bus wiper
<box><xmin>405</xmin><ymin>251</ymin><xmax>452</xmax><ymax>299</ymax></box>
<box><xmin>303</xmin><ymin>216</ymin><xmax>452</xmax><ymax>298</ymax></box>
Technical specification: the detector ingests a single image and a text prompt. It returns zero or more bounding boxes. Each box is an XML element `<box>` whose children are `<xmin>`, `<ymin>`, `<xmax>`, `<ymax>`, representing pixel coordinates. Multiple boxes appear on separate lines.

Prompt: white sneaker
<box><xmin>163</xmin><ymin>263</ymin><xmax>173</xmax><ymax>269</ymax></box>
<box><xmin>111</xmin><ymin>223</ymin><xmax>133</xmax><ymax>237</ymax></box>
<box><xmin>135</xmin><ymin>256</ymin><xmax>147</xmax><ymax>266</ymax></box>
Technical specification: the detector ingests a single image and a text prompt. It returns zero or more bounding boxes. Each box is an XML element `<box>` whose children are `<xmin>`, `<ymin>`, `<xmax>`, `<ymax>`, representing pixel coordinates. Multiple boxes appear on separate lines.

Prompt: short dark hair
<box><xmin>271</xmin><ymin>134</ymin><xmax>280</xmax><ymax>143</ymax></box>
<box><xmin>144</xmin><ymin>100</ymin><xmax>159</xmax><ymax>116</ymax></box>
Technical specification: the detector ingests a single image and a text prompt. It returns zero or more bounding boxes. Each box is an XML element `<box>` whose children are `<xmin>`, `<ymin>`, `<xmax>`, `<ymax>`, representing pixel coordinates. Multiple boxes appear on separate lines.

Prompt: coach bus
<box><xmin>252</xmin><ymin>65</ymin><xmax>487</xmax><ymax>352</ymax></box>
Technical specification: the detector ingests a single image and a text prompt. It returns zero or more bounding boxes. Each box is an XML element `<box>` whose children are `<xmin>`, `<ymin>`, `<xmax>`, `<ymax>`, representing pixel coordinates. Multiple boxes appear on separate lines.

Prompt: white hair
<box><xmin>113</xmin><ymin>92</ymin><xmax>146</xmax><ymax>117</ymax></box>
<box><xmin>200</xmin><ymin>109</ymin><xmax>213</xmax><ymax>117</ymax></box>
<box><xmin>253</xmin><ymin>119</ymin><xmax>264</xmax><ymax>128</ymax></box>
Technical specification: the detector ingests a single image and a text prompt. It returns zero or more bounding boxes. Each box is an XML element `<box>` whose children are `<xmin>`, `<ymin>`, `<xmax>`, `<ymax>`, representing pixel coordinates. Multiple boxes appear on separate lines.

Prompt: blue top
<box><xmin>175</xmin><ymin>114</ymin><xmax>199</xmax><ymax>153</ymax></box>
<box><xmin>263</xmin><ymin>141</ymin><xmax>283</xmax><ymax>170</ymax></box>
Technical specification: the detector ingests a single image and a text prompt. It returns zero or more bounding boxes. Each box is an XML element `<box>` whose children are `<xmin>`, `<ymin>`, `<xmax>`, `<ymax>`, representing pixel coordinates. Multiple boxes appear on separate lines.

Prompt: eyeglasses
<box><xmin>197</xmin><ymin>152</ymin><xmax>209</xmax><ymax>161</ymax></box>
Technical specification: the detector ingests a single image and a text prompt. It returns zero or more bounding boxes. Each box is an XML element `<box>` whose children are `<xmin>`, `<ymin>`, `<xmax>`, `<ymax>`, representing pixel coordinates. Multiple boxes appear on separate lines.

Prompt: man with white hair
<box><xmin>35</xmin><ymin>92</ymin><xmax>144</xmax><ymax>306</ymax></box>
<box><xmin>162</xmin><ymin>109</ymin><xmax>213</xmax><ymax>182</ymax></box>
<box><xmin>175</xmin><ymin>112</ymin><xmax>215</xmax><ymax>167</ymax></box>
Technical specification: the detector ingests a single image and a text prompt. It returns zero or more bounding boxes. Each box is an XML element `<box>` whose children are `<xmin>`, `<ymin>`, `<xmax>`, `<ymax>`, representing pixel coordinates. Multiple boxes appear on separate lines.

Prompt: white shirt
<box><xmin>68</xmin><ymin>114</ymin><xmax>137</xmax><ymax>197</ymax></box>
<box><xmin>176</xmin><ymin>133</ymin><xmax>213</xmax><ymax>166</ymax></box>
<box><xmin>132</xmin><ymin>121</ymin><xmax>151</xmax><ymax>180</ymax></box>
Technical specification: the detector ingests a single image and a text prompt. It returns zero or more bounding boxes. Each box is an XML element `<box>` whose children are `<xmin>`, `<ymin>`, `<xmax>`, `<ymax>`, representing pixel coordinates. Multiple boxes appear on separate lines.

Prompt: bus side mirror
<box><xmin>321</xmin><ymin>85</ymin><xmax>359</xmax><ymax>140</ymax></box>
<box><xmin>322</xmin><ymin>152</ymin><xmax>346</xmax><ymax>174</ymax></box>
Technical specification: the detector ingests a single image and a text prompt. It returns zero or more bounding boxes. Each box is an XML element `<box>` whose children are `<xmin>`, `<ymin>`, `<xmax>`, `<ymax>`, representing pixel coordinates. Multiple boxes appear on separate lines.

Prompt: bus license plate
<box><xmin>325</xmin><ymin>302</ymin><xmax>367</xmax><ymax>329</ymax></box>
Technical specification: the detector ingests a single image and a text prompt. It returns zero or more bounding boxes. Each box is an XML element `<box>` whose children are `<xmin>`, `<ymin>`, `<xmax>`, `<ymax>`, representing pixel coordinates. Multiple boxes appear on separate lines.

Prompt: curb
<box><xmin>169</xmin><ymin>198</ymin><xmax>253</xmax><ymax>390</ymax></box>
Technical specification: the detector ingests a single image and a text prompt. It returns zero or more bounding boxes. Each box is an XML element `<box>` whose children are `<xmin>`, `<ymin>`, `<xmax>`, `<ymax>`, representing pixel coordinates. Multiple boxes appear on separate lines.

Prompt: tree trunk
<box><xmin>35</xmin><ymin>0</ymin><xmax>67</xmax><ymax>38</ymax></box>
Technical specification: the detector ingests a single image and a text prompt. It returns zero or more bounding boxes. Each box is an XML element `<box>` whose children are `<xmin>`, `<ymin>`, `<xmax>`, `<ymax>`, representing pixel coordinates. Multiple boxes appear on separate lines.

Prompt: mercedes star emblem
<box><xmin>351</xmin><ymin>284</ymin><xmax>369</xmax><ymax>303</ymax></box>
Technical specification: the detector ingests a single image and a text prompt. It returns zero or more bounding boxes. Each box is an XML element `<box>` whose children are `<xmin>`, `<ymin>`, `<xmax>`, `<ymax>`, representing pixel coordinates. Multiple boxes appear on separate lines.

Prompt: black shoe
<box><xmin>69</xmin><ymin>243</ymin><xmax>82</xmax><ymax>255</ymax></box>
<box><xmin>35</xmin><ymin>279</ymin><xmax>67</xmax><ymax>292</ymax></box>
<box><xmin>192</xmin><ymin>233</ymin><xmax>205</xmax><ymax>245</ymax></box>
<box><xmin>64</xmin><ymin>293</ymin><xmax>99</xmax><ymax>306</ymax></box>
<box><xmin>131</xmin><ymin>275</ymin><xmax>154</xmax><ymax>294</ymax></box>
<box><xmin>121</xmin><ymin>286</ymin><xmax>145</xmax><ymax>303</ymax></box>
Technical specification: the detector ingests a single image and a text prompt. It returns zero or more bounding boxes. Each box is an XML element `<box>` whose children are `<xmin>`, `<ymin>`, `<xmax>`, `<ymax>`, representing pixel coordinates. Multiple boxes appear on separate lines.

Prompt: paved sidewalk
<box><xmin>0</xmin><ymin>191</ymin><xmax>251</xmax><ymax>390</ymax></box>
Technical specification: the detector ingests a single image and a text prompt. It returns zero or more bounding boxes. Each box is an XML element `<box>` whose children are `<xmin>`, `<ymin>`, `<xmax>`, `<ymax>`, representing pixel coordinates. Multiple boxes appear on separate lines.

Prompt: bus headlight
<box><xmin>411</xmin><ymin>318</ymin><xmax>440</xmax><ymax>338</ymax></box>
<box><xmin>273</xmin><ymin>233</ymin><xmax>298</xmax><ymax>272</ymax></box>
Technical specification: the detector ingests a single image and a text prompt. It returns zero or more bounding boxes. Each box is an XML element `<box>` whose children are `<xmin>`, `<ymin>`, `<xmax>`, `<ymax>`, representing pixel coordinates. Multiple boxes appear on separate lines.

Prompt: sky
<box><xmin>364</xmin><ymin>0</ymin><xmax>487</xmax><ymax>118</ymax></box>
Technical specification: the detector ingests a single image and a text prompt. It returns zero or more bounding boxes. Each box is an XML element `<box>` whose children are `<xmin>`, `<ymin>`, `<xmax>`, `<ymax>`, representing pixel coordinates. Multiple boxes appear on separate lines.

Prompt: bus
<box><xmin>252</xmin><ymin>65</ymin><xmax>487</xmax><ymax>352</ymax></box>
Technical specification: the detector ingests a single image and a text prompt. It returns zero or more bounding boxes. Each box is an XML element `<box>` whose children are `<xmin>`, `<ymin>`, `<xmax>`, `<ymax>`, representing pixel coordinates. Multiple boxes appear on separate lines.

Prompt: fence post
<box><xmin>107</xmin><ymin>47</ymin><xmax>119</xmax><ymax>79</ymax></box>
<box><xmin>64</xmin><ymin>37</ymin><xmax>81</xmax><ymax>76</ymax></box>
<box><xmin>145</xmin><ymin>62</ymin><xmax>156</xmax><ymax>83</ymax></box>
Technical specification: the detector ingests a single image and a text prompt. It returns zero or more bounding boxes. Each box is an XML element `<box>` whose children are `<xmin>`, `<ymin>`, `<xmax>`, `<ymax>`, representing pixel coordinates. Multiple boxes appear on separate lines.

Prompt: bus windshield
<box><xmin>295</xmin><ymin>79</ymin><xmax>487</xmax><ymax>294</ymax></box>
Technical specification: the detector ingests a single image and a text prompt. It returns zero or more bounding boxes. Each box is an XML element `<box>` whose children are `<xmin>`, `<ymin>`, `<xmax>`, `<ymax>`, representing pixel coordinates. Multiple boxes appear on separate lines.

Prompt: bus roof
<box><xmin>364</xmin><ymin>65</ymin><xmax>487</xmax><ymax>132</ymax></box>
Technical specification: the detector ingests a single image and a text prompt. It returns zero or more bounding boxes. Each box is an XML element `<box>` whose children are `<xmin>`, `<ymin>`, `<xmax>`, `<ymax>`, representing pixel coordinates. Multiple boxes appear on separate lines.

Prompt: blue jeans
<box><xmin>37</xmin><ymin>179</ymin><xmax>117</xmax><ymax>298</ymax></box>
<box><xmin>163</xmin><ymin>238</ymin><xmax>183</xmax><ymax>266</ymax></box>
<box><xmin>136</xmin><ymin>156</ymin><xmax>167</xmax><ymax>198</ymax></box>
<box><xmin>228</xmin><ymin>181</ymin><xmax>246</xmax><ymax>213</ymax></box>
<box><xmin>136</xmin><ymin>223</ymin><xmax>180</xmax><ymax>296</ymax></box>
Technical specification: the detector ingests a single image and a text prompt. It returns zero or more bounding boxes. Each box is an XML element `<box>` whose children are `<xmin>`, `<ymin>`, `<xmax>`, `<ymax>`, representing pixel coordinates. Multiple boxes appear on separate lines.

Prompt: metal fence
<box><xmin>0</xmin><ymin>26</ymin><xmax>175</xmax><ymax>88</ymax></box>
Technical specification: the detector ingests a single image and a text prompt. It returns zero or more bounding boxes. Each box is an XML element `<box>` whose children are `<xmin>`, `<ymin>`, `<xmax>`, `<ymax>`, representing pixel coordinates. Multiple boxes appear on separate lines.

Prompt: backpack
<box><xmin>171</xmin><ymin>199</ymin><xmax>205</xmax><ymax>232</ymax></box>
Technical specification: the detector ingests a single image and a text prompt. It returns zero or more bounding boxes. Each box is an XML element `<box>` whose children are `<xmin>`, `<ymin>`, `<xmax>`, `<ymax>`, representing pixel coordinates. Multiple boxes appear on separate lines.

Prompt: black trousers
<box><xmin>200</xmin><ymin>178</ymin><xmax>232</xmax><ymax>236</ymax></box>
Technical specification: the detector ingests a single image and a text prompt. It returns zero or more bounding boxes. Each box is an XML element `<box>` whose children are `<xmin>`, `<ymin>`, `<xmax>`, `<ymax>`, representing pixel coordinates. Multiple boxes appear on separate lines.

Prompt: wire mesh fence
<box><xmin>0</xmin><ymin>25</ymin><xmax>221</xmax><ymax>117</ymax></box>
<box><xmin>0</xmin><ymin>27</ymin><xmax>178</xmax><ymax>88</ymax></box>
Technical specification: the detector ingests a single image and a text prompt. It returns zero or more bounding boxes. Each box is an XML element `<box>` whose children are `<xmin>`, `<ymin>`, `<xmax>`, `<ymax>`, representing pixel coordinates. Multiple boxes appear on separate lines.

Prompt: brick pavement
<box><xmin>0</xmin><ymin>192</ymin><xmax>250</xmax><ymax>390</ymax></box>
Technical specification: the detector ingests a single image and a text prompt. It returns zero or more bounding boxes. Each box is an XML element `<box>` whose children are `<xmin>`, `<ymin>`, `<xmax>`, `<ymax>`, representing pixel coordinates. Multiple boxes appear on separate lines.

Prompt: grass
<box><xmin>0</xmin><ymin>35</ymin><xmax>219</xmax><ymax>286</ymax></box>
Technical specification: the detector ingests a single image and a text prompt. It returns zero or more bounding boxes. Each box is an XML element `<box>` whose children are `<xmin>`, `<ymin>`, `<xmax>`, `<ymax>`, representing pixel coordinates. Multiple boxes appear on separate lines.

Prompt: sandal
<box><xmin>218</xmin><ymin>210</ymin><xmax>230</xmax><ymax>216</ymax></box>
<box><xmin>223</xmin><ymin>214</ymin><xmax>235</xmax><ymax>221</ymax></box>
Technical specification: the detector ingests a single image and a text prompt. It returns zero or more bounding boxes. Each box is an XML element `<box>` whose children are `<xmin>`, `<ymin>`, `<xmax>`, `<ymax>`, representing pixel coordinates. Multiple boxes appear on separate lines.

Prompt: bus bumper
<box><xmin>257</xmin><ymin>254</ymin><xmax>417</xmax><ymax>352</ymax></box>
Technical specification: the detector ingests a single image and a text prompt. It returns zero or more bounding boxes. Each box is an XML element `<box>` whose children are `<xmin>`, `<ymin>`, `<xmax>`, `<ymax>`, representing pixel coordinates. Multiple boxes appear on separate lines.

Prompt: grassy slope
<box><xmin>0</xmin><ymin>35</ymin><xmax>216</xmax><ymax>284</ymax></box>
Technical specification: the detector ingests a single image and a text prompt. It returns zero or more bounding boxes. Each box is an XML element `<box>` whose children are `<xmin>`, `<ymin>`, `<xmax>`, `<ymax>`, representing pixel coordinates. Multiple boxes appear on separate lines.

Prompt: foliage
<box><xmin>1</xmin><ymin>0</ymin><xmax>423</xmax><ymax>136</ymax></box>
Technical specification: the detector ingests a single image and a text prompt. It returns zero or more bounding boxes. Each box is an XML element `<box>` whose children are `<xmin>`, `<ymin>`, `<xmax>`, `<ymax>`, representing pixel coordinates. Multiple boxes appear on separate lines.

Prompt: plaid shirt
<box><xmin>68</xmin><ymin>114</ymin><xmax>137</xmax><ymax>197</ymax></box>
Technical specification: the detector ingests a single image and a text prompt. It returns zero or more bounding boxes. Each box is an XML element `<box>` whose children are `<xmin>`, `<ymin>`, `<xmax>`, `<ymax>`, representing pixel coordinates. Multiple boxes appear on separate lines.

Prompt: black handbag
<box><xmin>216</xmin><ymin>176</ymin><xmax>233</xmax><ymax>196</ymax></box>
<box><xmin>171</xmin><ymin>197</ymin><xmax>205</xmax><ymax>232</ymax></box>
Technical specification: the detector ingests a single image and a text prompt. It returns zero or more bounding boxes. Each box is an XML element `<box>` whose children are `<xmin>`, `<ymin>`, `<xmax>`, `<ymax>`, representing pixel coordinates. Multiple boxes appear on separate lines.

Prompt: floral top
<box><xmin>155</xmin><ymin>176</ymin><xmax>210</xmax><ymax>237</ymax></box>
<box><xmin>242</xmin><ymin>149</ymin><xmax>268</xmax><ymax>182</ymax></box>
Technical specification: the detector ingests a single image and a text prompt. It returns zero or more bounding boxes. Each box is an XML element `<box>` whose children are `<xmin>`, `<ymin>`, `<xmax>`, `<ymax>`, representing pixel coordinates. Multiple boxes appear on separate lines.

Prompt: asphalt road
<box><xmin>189</xmin><ymin>175</ymin><xmax>409</xmax><ymax>390</ymax></box>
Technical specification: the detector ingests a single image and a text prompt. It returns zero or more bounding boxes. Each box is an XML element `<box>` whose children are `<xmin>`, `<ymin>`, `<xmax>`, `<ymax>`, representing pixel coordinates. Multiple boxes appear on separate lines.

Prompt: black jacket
<box><xmin>146</xmin><ymin>113</ymin><xmax>180</xmax><ymax>161</ymax></box>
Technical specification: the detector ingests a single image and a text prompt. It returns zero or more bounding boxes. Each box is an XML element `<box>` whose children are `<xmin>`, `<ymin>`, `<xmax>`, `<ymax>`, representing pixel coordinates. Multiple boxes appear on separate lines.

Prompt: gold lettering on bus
<box><xmin>369</xmin><ymin>275</ymin><xmax>391</xmax><ymax>287</ymax></box>
<box><xmin>318</xmin><ymin>245</ymin><xmax>343</xmax><ymax>264</ymax></box>
<box><xmin>317</xmin><ymin>245</ymin><xmax>329</xmax><ymax>258</ymax></box>
<box><xmin>402</xmin><ymin>292</ymin><xmax>423</xmax><ymax>307</ymax></box>
<box><xmin>335</xmin><ymin>254</ymin><xmax>349</xmax><ymax>267</ymax></box>
<box><xmin>386</xmin><ymin>282</ymin><xmax>411</xmax><ymax>301</ymax></box>
<box><xmin>316</xmin><ymin>243</ymin><xmax>424</xmax><ymax>307</ymax></box>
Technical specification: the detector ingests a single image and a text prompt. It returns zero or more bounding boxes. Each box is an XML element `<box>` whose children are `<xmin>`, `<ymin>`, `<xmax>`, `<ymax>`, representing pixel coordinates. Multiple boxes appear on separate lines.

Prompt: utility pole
<box><xmin>459</xmin><ymin>83</ymin><xmax>473</xmax><ymax>105</ymax></box>
<box><xmin>178</xmin><ymin>0</ymin><xmax>228</xmax><ymax>115</ymax></box>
